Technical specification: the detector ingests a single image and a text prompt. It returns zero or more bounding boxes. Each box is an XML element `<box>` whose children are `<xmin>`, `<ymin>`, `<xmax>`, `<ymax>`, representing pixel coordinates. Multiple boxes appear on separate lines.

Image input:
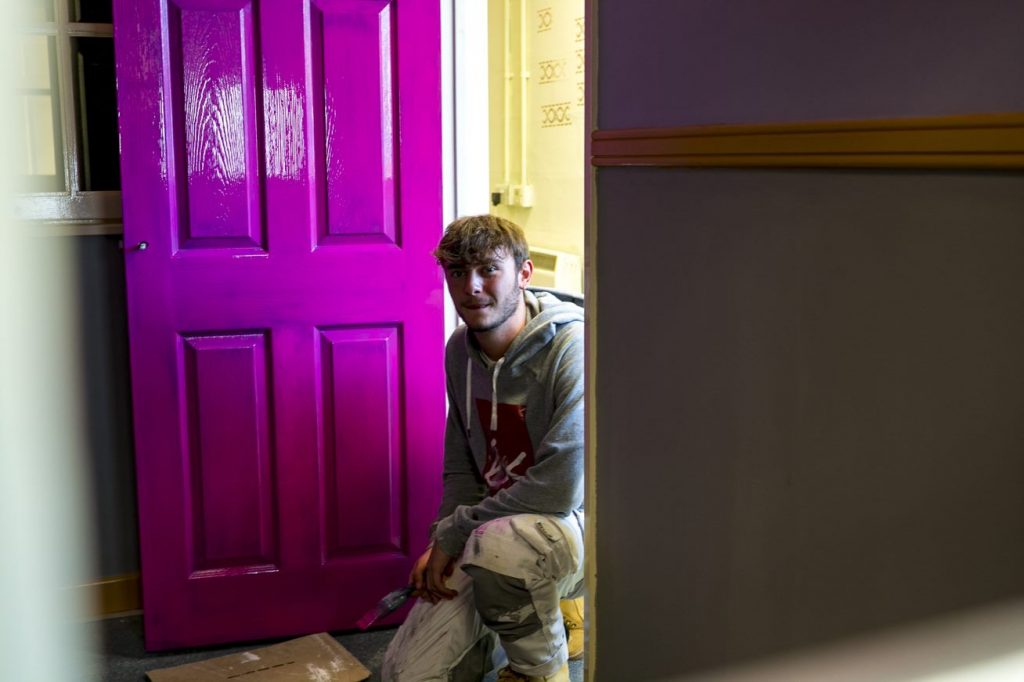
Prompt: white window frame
<box><xmin>15</xmin><ymin>1</ymin><xmax>122</xmax><ymax>235</ymax></box>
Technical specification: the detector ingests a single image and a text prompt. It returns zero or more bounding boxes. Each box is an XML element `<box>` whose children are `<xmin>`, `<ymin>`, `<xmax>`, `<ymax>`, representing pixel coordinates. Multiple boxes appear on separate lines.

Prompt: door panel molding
<box><xmin>166</xmin><ymin>0</ymin><xmax>267</xmax><ymax>251</ymax></box>
<box><xmin>179</xmin><ymin>332</ymin><xmax>278</xmax><ymax>573</ymax></box>
<box><xmin>317</xmin><ymin>324</ymin><xmax>405</xmax><ymax>560</ymax></box>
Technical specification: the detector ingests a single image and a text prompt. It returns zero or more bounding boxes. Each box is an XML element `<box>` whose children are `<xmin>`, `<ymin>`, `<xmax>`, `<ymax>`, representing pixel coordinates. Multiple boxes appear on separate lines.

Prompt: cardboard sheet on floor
<box><xmin>146</xmin><ymin>632</ymin><xmax>371</xmax><ymax>682</ymax></box>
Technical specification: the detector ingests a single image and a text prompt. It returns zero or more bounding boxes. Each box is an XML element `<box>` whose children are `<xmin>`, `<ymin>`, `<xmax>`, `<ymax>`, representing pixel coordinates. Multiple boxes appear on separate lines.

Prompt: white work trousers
<box><xmin>381</xmin><ymin>511</ymin><xmax>584</xmax><ymax>681</ymax></box>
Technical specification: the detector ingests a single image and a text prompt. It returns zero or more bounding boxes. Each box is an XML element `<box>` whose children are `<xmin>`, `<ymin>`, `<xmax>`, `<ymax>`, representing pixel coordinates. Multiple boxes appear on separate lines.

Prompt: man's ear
<box><xmin>519</xmin><ymin>259</ymin><xmax>534</xmax><ymax>289</ymax></box>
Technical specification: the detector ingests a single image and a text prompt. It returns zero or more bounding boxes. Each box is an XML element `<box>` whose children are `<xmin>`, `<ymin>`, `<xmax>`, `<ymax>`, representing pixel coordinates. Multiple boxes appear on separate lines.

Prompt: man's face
<box><xmin>444</xmin><ymin>250</ymin><xmax>530</xmax><ymax>335</ymax></box>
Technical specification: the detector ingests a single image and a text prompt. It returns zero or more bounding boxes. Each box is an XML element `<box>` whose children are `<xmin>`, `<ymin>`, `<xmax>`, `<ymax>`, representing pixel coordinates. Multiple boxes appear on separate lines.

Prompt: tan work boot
<box><xmin>560</xmin><ymin>597</ymin><xmax>584</xmax><ymax>660</ymax></box>
<box><xmin>496</xmin><ymin>663</ymin><xmax>570</xmax><ymax>682</ymax></box>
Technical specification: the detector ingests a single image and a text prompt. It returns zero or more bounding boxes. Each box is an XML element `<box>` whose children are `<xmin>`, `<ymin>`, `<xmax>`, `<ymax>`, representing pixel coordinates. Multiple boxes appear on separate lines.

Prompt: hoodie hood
<box><xmin>464</xmin><ymin>289</ymin><xmax>584</xmax><ymax>368</ymax></box>
<box><xmin>463</xmin><ymin>289</ymin><xmax>584</xmax><ymax>436</ymax></box>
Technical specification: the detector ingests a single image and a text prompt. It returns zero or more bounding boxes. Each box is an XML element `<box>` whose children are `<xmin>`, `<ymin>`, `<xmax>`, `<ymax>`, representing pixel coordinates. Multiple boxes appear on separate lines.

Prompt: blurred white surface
<box><xmin>677</xmin><ymin>599</ymin><xmax>1024</xmax><ymax>682</ymax></box>
<box><xmin>0</xmin><ymin>34</ymin><xmax>98</xmax><ymax>679</ymax></box>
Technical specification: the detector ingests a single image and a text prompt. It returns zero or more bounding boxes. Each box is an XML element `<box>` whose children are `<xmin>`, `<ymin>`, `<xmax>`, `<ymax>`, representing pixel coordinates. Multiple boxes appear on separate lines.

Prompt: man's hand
<box><xmin>415</xmin><ymin>545</ymin><xmax>456</xmax><ymax>603</ymax></box>
<box><xmin>408</xmin><ymin>547</ymin><xmax>432</xmax><ymax>594</ymax></box>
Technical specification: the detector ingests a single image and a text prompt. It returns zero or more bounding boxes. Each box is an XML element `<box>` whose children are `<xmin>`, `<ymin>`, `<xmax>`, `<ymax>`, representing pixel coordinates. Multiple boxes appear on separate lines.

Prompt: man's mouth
<box><xmin>462</xmin><ymin>301</ymin><xmax>491</xmax><ymax>310</ymax></box>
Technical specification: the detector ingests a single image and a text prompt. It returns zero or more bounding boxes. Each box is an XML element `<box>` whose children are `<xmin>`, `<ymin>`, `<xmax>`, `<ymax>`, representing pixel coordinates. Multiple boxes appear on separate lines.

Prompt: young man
<box><xmin>382</xmin><ymin>215</ymin><xmax>585</xmax><ymax>682</ymax></box>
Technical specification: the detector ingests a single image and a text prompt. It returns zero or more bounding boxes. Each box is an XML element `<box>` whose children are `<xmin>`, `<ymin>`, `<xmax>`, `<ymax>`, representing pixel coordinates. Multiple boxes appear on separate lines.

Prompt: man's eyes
<box><xmin>448</xmin><ymin>265</ymin><xmax>500</xmax><ymax>278</ymax></box>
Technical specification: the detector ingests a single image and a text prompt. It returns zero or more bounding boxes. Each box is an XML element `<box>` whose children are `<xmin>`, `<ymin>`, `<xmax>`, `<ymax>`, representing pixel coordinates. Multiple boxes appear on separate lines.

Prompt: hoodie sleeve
<box><xmin>433</xmin><ymin>322</ymin><xmax>583</xmax><ymax>558</ymax></box>
<box><xmin>429</xmin><ymin>336</ymin><xmax>487</xmax><ymax>541</ymax></box>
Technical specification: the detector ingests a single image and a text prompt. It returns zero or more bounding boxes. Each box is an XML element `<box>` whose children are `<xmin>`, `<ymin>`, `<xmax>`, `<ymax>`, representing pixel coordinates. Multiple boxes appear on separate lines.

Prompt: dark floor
<box><xmin>84</xmin><ymin>614</ymin><xmax>583</xmax><ymax>681</ymax></box>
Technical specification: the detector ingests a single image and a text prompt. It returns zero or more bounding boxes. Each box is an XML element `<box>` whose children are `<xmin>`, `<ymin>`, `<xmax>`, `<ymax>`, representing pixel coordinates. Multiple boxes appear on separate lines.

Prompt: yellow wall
<box><xmin>488</xmin><ymin>0</ymin><xmax>584</xmax><ymax>287</ymax></box>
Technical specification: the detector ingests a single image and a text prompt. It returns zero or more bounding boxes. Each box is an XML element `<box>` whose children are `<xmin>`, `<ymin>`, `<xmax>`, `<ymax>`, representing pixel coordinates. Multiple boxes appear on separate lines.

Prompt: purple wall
<box><xmin>595</xmin><ymin>168</ymin><xmax>1024</xmax><ymax>679</ymax></box>
<box><xmin>598</xmin><ymin>0</ymin><xmax>1024</xmax><ymax>129</ymax></box>
<box><xmin>77</xmin><ymin>236</ymin><xmax>138</xmax><ymax>577</ymax></box>
<box><xmin>594</xmin><ymin>1</ymin><xmax>1024</xmax><ymax>679</ymax></box>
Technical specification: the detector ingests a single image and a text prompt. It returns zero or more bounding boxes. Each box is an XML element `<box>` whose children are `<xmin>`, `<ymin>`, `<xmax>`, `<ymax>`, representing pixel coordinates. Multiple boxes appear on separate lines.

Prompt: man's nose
<box><xmin>464</xmin><ymin>271</ymin><xmax>483</xmax><ymax>294</ymax></box>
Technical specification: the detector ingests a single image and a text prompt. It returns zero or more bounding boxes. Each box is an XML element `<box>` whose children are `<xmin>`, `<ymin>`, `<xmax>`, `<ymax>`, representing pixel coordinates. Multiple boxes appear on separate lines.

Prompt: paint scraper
<box><xmin>356</xmin><ymin>585</ymin><xmax>416</xmax><ymax>630</ymax></box>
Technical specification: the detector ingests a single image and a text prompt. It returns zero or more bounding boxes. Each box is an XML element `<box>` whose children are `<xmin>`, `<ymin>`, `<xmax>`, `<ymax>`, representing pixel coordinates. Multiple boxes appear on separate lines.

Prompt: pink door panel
<box><xmin>182</xmin><ymin>333</ymin><xmax>277</xmax><ymax>572</ymax></box>
<box><xmin>114</xmin><ymin>0</ymin><xmax>443</xmax><ymax>650</ymax></box>
<box><xmin>319</xmin><ymin>326</ymin><xmax>404</xmax><ymax>557</ymax></box>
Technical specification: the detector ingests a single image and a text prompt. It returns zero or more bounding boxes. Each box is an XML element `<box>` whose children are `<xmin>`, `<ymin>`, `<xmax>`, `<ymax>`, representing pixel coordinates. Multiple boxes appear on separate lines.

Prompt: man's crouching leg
<box><xmin>381</xmin><ymin>564</ymin><xmax>496</xmax><ymax>681</ymax></box>
<box><xmin>461</xmin><ymin>513</ymin><xmax>584</xmax><ymax>679</ymax></box>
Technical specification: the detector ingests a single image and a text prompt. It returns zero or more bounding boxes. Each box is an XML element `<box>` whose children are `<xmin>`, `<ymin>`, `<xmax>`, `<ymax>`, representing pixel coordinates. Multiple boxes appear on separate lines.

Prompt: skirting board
<box><xmin>79</xmin><ymin>573</ymin><xmax>141</xmax><ymax>617</ymax></box>
<box><xmin>591</xmin><ymin>113</ymin><xmax>1024</xmax><ymax>169</ymax></box>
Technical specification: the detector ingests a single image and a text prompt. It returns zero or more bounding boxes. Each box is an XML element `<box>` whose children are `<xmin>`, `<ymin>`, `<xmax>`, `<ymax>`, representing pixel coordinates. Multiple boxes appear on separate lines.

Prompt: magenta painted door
<box><xmin>113</xmin><ymin>0</ymin><xmax>444</xmax><ymax>650</ymax></box>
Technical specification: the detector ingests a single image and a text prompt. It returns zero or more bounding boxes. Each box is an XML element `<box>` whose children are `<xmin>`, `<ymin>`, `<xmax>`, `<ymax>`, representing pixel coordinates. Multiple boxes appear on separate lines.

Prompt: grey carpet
<box><xmin>82</xmin><ymin>615</ymin><xmax>583</xmax><ymax>681</ymax></box>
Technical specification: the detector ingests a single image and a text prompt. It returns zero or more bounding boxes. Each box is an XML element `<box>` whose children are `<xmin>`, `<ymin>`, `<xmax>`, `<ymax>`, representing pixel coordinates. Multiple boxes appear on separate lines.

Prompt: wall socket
<box><xmin>492</xmin><ymin>184</ymin><xmax>535</xmax><ymax>208</ymax></box>
<box><xmin>506</xmin><ymin>184</ymin><xmax>535</xmax><ymax>208</ymax></box>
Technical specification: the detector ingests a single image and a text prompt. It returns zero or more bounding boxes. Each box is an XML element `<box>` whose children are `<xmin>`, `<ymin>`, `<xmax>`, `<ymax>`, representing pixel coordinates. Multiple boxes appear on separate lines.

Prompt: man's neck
<box><xmin>474</xmin><ymin>304</ymin><xmax>527</xmax><ymax>361</ymax></box>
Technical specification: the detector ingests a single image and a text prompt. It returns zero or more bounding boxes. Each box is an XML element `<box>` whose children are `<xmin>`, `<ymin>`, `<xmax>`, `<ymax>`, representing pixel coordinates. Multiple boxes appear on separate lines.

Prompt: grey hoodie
<box><xmin>431</xmin><ymin>289</ymin><xmax>585</xmax><ymax>558</ymax></box>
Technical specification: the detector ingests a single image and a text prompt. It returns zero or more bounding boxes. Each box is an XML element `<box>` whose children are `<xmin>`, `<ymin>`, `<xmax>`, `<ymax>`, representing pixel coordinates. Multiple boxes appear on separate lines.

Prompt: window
<box><xmin>16</xmin><ymin>0</ymin><xmax>121</xmax><ymax>234</ymax></box>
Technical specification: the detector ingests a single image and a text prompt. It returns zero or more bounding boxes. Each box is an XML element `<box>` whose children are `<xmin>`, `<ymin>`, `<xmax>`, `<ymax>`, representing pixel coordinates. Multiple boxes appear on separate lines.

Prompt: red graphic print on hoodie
<box><xmin>475</xmin><ymin>398</ymin><xmax>535</xmax><ymax>495</ymax></box>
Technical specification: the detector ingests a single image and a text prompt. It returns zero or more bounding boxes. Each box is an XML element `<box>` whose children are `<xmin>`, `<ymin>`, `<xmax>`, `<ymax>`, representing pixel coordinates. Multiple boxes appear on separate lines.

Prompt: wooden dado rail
<box><xmin>592</xmin><ymin>113</ymin><xmax>1024</xmax><ymax>169</ymax></box>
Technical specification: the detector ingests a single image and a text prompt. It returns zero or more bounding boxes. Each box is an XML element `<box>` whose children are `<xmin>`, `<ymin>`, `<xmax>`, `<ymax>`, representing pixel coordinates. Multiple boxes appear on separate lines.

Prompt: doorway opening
<box><xmin>444</xmin><ymin>1</ymin><xmax>590</xmax><ymax>677</ymax></box>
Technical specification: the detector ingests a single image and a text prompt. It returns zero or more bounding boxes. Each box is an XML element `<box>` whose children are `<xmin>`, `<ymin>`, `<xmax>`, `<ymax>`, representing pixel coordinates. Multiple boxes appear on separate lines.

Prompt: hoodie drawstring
<box><xmin>465</xmin><ymin>355</ymin><xmax>506</xmax><ymax>438</ymax></box>
<box><xmin>465</xmin><ymin>357</ymin><xmax>473</xmax><ymax>438</ymax></box>
<box><xmin>490</xmin><ymin>358</ymin><xmax>505</xmax><ymax>432</ymax></box>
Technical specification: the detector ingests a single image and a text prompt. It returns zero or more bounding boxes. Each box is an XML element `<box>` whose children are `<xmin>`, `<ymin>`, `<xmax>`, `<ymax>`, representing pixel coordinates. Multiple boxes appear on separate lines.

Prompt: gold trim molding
<box><xmin>591</xmin><ymin>113</ymin><xmax>1024</xmax><ymax>169</ymax></box>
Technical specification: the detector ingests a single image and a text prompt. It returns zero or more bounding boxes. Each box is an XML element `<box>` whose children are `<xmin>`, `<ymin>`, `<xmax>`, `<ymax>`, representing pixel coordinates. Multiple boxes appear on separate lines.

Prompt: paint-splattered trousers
<box><xmin>381</xmin><ymin>511</ymin><xmax>585</xmax><ymax>681</ymax></box>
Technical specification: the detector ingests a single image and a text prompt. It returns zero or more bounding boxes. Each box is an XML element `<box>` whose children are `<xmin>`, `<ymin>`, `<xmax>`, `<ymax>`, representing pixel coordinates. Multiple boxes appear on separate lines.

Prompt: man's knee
<box><xmin>380</xmin><ymin>567</ymin><xmax>492</xmax><ymax>681</ymax></box>
<box><xmin>463</xmin><ymin>564</ymin><xmax>542</xmax><ymax>641</ymax></box>
<box><xmin>463</xmin><ymin>514</ymin><xmax>580</xmax><ymax>583</ymax></box>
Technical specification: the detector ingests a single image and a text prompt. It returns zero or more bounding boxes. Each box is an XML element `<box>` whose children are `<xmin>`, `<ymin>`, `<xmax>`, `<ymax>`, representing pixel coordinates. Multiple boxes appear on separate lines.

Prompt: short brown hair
<box><xmin>434</xmin><ymin>214</ymin><xmax>530</xmax><ymax>269</ymax></box>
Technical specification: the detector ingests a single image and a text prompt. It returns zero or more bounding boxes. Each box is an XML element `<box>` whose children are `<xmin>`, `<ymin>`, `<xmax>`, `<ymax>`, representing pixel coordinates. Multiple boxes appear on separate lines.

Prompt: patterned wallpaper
<box><xmin>489</xmin><ymin>0</ymin><xmax>585</xmax><ymax>267</ymax></box>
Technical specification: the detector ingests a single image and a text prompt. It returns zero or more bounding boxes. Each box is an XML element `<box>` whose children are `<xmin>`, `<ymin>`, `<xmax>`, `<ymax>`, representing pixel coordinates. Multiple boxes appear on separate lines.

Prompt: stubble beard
<box><xmin>463</xmin><ymin>283</ymin><xmax>522</xmax><ymax>334</ymax></box>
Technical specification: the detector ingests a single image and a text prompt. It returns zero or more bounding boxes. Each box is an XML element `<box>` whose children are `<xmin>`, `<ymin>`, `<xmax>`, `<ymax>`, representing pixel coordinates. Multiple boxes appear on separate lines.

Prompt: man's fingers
<box><xmin>432</xmin><ymin>582</ymin><xmax>458</xmax><ymax>599</ymax></box>
<box><xmin>409</xmin><ymin>547</ymin><xmax>433</xmax><ymax>596</ymax></box>
<box><xmin>420</xmin><ymin>546</ymin><xmax>458</xmax><ymax>602</ymax></box>
<box><xmin>426</xmin><ymin>569</ymin><xmax>458</xmax><ymax>601</ymax></box>
<box><xmin>409</xmin><ymin>570</ymin><xmax>422</xmax><ymax>592</ymax></box>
